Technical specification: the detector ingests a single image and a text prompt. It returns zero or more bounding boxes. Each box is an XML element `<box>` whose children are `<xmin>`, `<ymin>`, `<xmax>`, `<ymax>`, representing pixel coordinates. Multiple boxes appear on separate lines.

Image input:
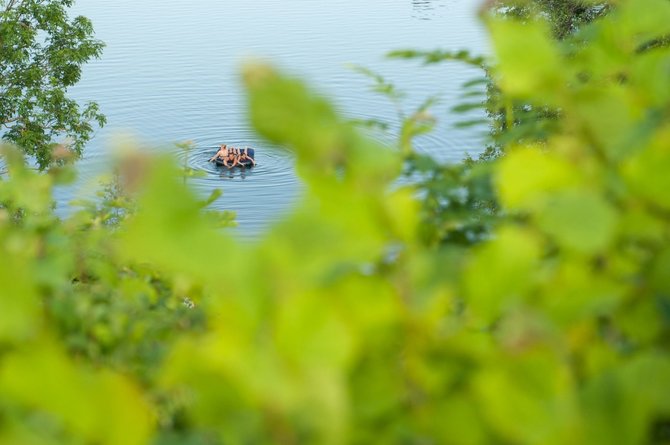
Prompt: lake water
<box><xmin>66</xmin><ymin>0</ymin><xmax>490</xmax><ymax>236</ymax></box>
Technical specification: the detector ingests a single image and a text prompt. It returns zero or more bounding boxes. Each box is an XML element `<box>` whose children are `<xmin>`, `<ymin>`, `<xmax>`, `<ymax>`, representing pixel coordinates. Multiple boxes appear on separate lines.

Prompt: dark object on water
<box><xmin>214</xmin><ymin>148</ymin><xmax>255</xmax><ymax>167</ymax></box>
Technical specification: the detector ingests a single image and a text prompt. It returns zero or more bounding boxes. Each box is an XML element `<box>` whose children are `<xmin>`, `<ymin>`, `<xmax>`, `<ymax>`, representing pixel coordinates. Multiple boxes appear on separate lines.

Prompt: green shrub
<box><xmin>1</xmin><ymin>1</ymin><xmax>669</xmax><ymax>443</ymax></box>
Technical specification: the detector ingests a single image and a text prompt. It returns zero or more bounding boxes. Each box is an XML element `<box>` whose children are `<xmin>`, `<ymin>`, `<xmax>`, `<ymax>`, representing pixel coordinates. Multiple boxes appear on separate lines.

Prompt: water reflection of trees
<box><xmin>412</xmin><ymin>0</ymin><xmax>447</xmax><ymax>20</ymax></box>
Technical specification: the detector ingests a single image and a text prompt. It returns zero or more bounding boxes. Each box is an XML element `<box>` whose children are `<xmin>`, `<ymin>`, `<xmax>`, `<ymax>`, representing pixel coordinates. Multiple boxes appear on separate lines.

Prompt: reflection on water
<box><xmin>219</xmin><ymin>166</ymin><xmax>250</xmax><ymax>181</ymax></box>
<box><xmin>412</xmin><ymin>0</ymin><xmax>451</xmax><ymax>20</ymax></box>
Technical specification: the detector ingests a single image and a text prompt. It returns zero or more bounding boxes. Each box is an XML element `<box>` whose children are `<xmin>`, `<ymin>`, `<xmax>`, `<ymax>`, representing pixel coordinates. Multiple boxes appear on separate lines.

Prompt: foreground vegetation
<box><xmin>1</xmin><ymin>0</ymin><xmax>670</xmax><ymax>444</ymax></box>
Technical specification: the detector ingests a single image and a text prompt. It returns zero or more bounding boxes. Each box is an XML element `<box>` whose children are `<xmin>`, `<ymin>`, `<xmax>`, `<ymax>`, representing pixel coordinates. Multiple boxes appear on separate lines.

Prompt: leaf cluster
<box><xmin>0</xmin><ymin>0</ymin><xmax>106</xmax><ymax>169</ymax></box>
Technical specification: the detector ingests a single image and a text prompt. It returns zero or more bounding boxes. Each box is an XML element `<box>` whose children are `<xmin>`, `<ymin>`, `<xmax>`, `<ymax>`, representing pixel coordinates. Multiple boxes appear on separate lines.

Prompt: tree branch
<box><xmin>3</xmin><ymin>0</ymin><xmax>22</xmax><ymax>15</ymax></box>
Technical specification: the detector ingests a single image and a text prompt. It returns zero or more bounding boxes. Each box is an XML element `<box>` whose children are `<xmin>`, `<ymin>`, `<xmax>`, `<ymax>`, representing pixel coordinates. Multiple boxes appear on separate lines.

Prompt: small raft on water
<box><xmin>213</xmin><ymin>148</ymin><xmax>256</xmax><ymax>167</ymax></box>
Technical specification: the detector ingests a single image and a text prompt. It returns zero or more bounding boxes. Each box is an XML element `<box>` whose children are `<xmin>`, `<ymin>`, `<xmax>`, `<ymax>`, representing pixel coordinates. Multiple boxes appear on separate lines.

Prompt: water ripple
<box><xmin>64</xmin><ymin>0</ymin><xmax>490</xmax><ymax>236</ymax></box>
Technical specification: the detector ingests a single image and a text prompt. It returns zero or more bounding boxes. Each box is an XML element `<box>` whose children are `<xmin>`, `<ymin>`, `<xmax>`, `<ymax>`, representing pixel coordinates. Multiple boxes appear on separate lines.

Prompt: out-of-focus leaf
<box><xmin>582</xmin><ymin>353</ymin><xmax>670</xmax><ymax>445</ymax></box>
<box><xmin>0</xmin><ymin>251</ymin><xmax>39</xmax><ymax>341</ymax></box>
<box><xmin>496</xmin><ymin>146</ymin><xmax>581</xmax><ymax>211</ymax></box>
<box><xmin>200</xmin><ymin>188</ymin><xmax>223</xmax><ymax>208</ymax></box>
<box><xmin>387</xmin><ymin>49</ymin><xmax>488</xmax><ymax>68</ymax></box>
<box><xmin>535</xmin><ymin>189</ymin><xmax>618</xmax><ymax>254</ymax></box>
<box><xmin>0</xmin><ymin>344</ymin><xmax>152</xmax><ymax>445</ymax></box>
<box><xmin>117</xmin><ymin>156</ymin><xmax>235</xmax><ymax>287</ymax></box>
<box><xmin>463</xmin><ymin>226</ymin><xmax>541</xmax><ymax>320</ymax></box>
<box><xmin>452</xmin><ymin>102</ymin><xmax>485</xmax><ymax>113</ymax></box>
<box><xmin>489</xmin><ymin>19</ymin><xmax>566</xmax><ymax>104</ymax></box>
<box><xmin>623</xmin><ymin>127</ymin><xmax>670</xmax><ymax>211</ymax></box>
<box><xmin>475</xmin><ymin>349</ymin><xmax>578</xmax><ymax>444</ymax></box>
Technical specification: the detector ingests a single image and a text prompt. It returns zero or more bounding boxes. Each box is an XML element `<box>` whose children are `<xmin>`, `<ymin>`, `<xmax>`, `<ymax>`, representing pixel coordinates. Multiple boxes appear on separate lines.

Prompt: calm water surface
<box><xmin>66</xmin><ymin>0</ymin><xmax>489</xmax><ymax>236</ymax></box>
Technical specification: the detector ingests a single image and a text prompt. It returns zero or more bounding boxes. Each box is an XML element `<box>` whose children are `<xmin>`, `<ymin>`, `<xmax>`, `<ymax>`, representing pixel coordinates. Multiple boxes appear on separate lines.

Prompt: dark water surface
<box><xmin>66</xmin><ymin>0</ymin><xmax>489</xmax><ymax>236</ymax></box>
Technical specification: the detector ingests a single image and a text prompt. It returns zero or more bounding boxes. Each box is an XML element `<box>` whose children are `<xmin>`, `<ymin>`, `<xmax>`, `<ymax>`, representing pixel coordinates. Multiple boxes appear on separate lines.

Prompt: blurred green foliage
<box><xmin>2</xmin><ymin>0</ymin><xmax>670</xmax><ymax>443</ymax></box>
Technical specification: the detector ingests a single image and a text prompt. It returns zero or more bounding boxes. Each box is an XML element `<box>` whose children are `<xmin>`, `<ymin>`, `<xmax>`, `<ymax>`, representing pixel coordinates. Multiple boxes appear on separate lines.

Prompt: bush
<box><xmin>1</xmin><ymin>1</ymin><xmax>669</xmax><ymax>443</ymax></box>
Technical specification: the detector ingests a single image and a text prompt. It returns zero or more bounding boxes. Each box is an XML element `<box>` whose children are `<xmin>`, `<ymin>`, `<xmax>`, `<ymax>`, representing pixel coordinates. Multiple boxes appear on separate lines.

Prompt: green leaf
<box><xmin>463</xmin><ymin>226</ymin><xmax>541</xmax><ymax>320</ymax></box>
<box><xmin>0</xmin><ymin>344</ymin><xmax>152</xmax><ymax>445</ymax></box>
<box><xmin>535</xmin><ymin>189</ymin><xmax>618</xmax><ymax>254</ymax></box>
<box><xmin>623</xmin><ymin>127</ymin><xmax>670</xmax><ymax>211</ymax></box>
<box><xmin>117</xmin><ymin>156</ymin><xmax>235</xmax><ymax>287</ymax></box>
<box><xmin>489</xmin><ymin>19</ymin><xmax>566</xmax><ymax>104</ymax></box>
<box><xmin>475</xmin><ymin>349</ymin><xmax>577</xmax><ymax>444</ymax></box>
<box><xmin>0</xmin><ymin>250</ymin><xmax>39</xmax><ymax>342</ymax></box>
<box><xmin>496</xmin><ymin>147</ymin><xmax>581</xmax><ymax>211</ymax></box>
